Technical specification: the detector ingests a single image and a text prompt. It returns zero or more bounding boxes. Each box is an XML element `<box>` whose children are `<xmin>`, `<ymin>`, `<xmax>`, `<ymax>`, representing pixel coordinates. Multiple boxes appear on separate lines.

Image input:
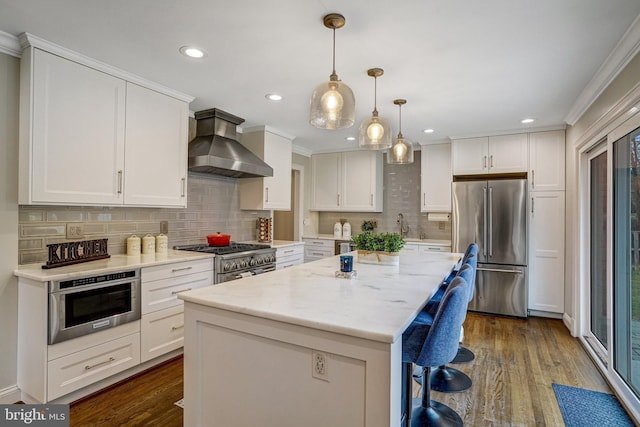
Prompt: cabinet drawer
<box><xmin>401</xmin><ymin>244</ymin><xmax>420</xmax><ymax>254</ymax></box>
<box><xmin>142</xmin><ymin>258</ymin><xmax>213</xmax><ymax>282</ymax></box>
<box><xmin>142</xmin><ymin>270</ymin><xmax>213</xmax><ymax>314</ymax></box>
<box><xmin>302</xmin><ymin>238</ymin><xmax>334</xmax><ymax>249</ymax></box>
<box><xmin>276</xmin><ymin>245</ymin><xmax>304</xmax><ymax>263</ymax></box>
<box><xmin>47</xmin><ymin>332</ymin><xmax>140</xmax><ymax>400</ymax></box>
<box><xmin>419</xmin><ymin>245</ymin><xmax>451</xmax><ymax>254</ymax></box>
<box><xmin>141</xmin><ymin>305</ymin><xmax>184</xmax><ymax>363</ymax></box>
<box><xmin>304</xmin><ymin>246</ymin><xmax>334</xmax><ymax>258</ymax></box>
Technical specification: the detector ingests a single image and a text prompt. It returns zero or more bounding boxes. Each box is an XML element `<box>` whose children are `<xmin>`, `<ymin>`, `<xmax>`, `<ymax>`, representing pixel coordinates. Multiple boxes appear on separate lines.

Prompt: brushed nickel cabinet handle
<box><xmin>171</xmin><ymin>266</ymin><xmax>193</xmax><ymax>273</ymax></box>
<box><xmin>171</xmin><ymin>287</ymin><xmax>192</xmax><ymax>295</ymax></box>
<box><xmin>265</xmin><ymin>187</ymin><xmax>269</xmax><ymax>203</ymax></box>
<box><xmin>531</xmin><ymin>197</ymin><xmax>534</xmax><ymax>214</ymax></box>
<box><xmin>181</xmin><ymin>177</ymin><xmax>186</xmax><ymax>197</ymax></box>
<box><xmin>490</xmin><ymin>155</ymin><xmax>494</xmax><ymax>168</ymax></box>
<box><xmin>117</xmin><ymin>170</ymin><xmax>123</xmax><ymax>194</ymax></box>
<box><xmin>85</xmin><ymin>357</ymin><xmax>115</xmax><ymax>370</ymax></box>
<box><xmin>337</xmin><ymin>194</ymin><xmax>340</xmax><ymax>206</ymax></box>
<box><xmin>483</xmin><ymin>156</ymin><xmax>487</xmax><ymax>170</ymax></box>
<box><xmin>531</xmin><ymin>170</ymin><xmax>535</xmax><ymax>188</ymax></box>
<box><xmin>171</xmin><ymin>325</ymin><xmax>184</xmax><ymax>331</ymax></box>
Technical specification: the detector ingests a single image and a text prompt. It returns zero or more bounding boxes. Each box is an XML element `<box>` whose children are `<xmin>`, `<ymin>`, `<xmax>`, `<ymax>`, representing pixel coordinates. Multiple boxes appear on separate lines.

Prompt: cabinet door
<box><xmin>342</xmin><ymin>151</ymin><xmax>382</xmax><ymax>211</ymax></box>
<box><xmin>262</xmin><ymin>132</ymin><xmax>292</xmax><ymax>210</ymax></box>
<box><xmin>311</xmin><ymin>153</ymin><xmax>341</xmax><ymax>210</ymax></box>
<box><xmin>488</xmin><ymin>134</ymin><xmax>528</xmax><ymax>173</ymax></box>
<box><xmin>124</xmin><ymin>83</ymin><xmax>188</xmax><ymax>207</ymax></box>
<box><xmin>421</xmin><ymin>143</ymin><xmax>452</xmax><ymax>212</ymax></box>
<box><xmin>29</xmin><ymin>49</ymin><xmax>126</xmax><ymax>205</ymax></box>
<box><xmin>528</xmin><ymin>191</ymin><xmax>565</xmax><ymax>314</ymax></box>
<box><xmin>529</xmin><ymin>130</ymin><xmax>565</xmax><ymax>191</ymax></box>
<box><xmin>451</xmin><ymin>137</ymin><xmax>488</xmax><ymax>175</ymax></box>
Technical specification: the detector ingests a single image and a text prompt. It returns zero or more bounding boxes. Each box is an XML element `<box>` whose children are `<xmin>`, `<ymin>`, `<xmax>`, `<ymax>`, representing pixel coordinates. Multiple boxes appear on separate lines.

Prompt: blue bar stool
<box><xmin>402</xmin><ymin>275</ymin><xmax>469</xmax><ymax>426</ymax></box>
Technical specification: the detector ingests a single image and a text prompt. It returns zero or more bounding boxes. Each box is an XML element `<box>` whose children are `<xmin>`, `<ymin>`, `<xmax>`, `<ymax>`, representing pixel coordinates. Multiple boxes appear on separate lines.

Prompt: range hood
<box><xmin>188</xmin><ymin>108</ymin><xmax>274</xmax><ymax>178</ymax></box>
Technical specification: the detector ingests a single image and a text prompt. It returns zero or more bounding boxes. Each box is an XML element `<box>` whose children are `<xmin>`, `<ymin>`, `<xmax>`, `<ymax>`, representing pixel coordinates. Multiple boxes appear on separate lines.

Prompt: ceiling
<box><xmin>2</xmin><ymin>0</ymin><xmax>640</xmax><ymax>154</ymax></box>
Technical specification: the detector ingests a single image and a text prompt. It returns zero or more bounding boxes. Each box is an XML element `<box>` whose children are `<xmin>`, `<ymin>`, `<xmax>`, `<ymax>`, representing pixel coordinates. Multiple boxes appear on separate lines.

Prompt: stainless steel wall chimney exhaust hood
<box><xmin>188</xmin><ymin>108</ymin><xmax>274</xmax><ymax>178</ymax></box>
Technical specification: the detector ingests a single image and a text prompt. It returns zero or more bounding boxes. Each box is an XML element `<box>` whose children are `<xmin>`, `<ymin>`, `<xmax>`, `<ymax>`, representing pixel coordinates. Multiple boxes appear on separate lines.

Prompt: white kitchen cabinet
<box><xmin>421</xmin><ymin>143</ymin><xmax>452</xmax><ymax>212</ymax></box>
<box><xmin>123</xmin><ymin>83</ymin><xmax>188</xmax><ymax>207</ymax></box>
<box><xmin>275</xmin><ymin>243</ymin><xmax>305</xmax><ymax>269</ymax></box>
<box><xmin>528</xmin><ymin>191</ymin><xmax>565</xmax><ymax>314</ymax></box>
<box><xmin>140</xmin><ymin>305</ymin><xmax>185</xmax><ymax>363</ymax></box>
<box><xmin>451</xmin><ymin>134</ymin><xmax>528</xmax><ymax>175</ymax></box>
<box><xmin>18</xmin><ymin>36</ymin><xmax>193</xmax><ymax>207</ymax></box>
<box><xmin>529</xmin><ymin>130</ymin><xmax>565</xmax><ymax>192</ymax></box>
<box><xmin>240</xmin><ymin>127</ymin><xmax>293</xmax><ymax>210</ymax></box>
<box><xmin>311</xmin><ymin>151</ymin><xmax>383</xmax><ymax>212</ymax></box>
<box><xmin>302</xmin><ymin>238</ymin><xmax>334</xmax><ymax>262</ymax></box>
<box><xmin>401</xmin><ymin>242</ymin><xmax>452</xmax><ymax>256</ymax></box>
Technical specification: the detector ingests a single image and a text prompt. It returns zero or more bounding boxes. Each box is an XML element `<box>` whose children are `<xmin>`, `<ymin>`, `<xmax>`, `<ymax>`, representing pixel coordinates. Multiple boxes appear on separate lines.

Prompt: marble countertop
<box><xmin>14</xmin><ymin>250</ymin><xmax>215</xmax><ymax>282</ymax></box>
<box><xmin>179</xmin><ymin>251</ymin><xmax>462</xmax><ymax>344</ymax></box>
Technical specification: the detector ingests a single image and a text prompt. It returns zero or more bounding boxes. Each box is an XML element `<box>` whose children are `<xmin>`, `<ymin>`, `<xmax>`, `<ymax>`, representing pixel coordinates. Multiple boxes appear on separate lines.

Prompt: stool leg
<box><xmin>410</xmin><ymin>366</ymin><xmax>463</xmax><ymax>426</ymax></box>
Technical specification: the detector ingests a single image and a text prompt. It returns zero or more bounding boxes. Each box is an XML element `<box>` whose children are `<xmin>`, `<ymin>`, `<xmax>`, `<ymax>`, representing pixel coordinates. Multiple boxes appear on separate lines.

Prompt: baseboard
<box><xmin>528</xmin><ymin>309</ymin><xmax>563</xmax><ymax>319</ymax></box>
<box><xmin>562</xmin><ymin>313</ymin><xmax>576</xmax><ymax>336</ymax></box>
<box><xmin>0</xmin><ymin>385</ymin><xmax>22</xmax><ymax>404</ymax></box>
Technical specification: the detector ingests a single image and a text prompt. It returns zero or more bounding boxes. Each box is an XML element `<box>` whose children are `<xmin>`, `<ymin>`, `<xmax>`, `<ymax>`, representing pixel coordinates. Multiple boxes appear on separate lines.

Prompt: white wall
<box><xmin>0</xmin><ymin>51</ymin><xmax>20</xmax><ymax>402</ymax></box>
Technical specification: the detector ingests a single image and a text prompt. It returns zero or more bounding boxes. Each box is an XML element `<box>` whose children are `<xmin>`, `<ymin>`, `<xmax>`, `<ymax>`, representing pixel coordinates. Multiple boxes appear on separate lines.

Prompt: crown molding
<box><xmin>565</xmin><ymin>14</ymin><xmax>640</xmax><ymax>125</ymax></box>
<box><xmin>292</xmin><ymin>144</ymin><xmax>312</xmax><ymax>157</ymax></box>
<box><xmin>0</xmin><ymin>31</ymin><xmax>21</xmax><ymax>57</ymax></box>
<box><xmin>448</xmin><ymin>124</ymin><xmax>566</xmax><ymax>141</ymax></box>
<box><xmin>242</xmin><ymin>125</ymin><xmax>296</xmax><ymax>141</ymax></box>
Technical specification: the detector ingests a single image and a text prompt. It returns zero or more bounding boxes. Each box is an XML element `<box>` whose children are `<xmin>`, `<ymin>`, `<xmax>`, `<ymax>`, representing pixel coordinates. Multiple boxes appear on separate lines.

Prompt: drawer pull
<box><xmin>171</xmin><ymin>288</ymin><xmax>192</xmax><ymax>295</ymax></box>
<box><xmin>427</xmin><ymin>247</ymin><xmax>440</xmax><ymax>251</ymax></box>
<box><xmin>284</xmin><ymin>249</ymin><xmax>294</xmax><ymax>254</ymax></box>
<box><xmin>171</xmin><ymin>325</ymin><xmax>184</xmax><ymax>331</ymax></box>
<box><xmin>172</xmin><ymin>266</ymin><xmax>193</xmax><ymax>273</ymax></box>
<box><xmin>85</xmin><ymin>357</ymin><xmax>115</xmax><ymax>370</ymax></box>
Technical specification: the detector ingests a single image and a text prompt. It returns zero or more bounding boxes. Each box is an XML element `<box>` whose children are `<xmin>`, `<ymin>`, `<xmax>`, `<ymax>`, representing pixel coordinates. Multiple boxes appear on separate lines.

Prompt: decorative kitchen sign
<box><xmin>42</xmin><ymin>238</ymin><xmax>110</xmax><ymax>269</ymax></box>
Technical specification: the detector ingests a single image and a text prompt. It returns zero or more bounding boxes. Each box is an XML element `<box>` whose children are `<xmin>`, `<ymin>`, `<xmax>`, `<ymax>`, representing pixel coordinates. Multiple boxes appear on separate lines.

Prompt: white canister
<box><xmin>127</xmin><ymin>235</ymin><xmax>141</xmax><ymax>256</ymax></box>
<box><xmin>156</xmin><ymin>233</ymin><xmax>168</xmax><ymax>254</ymax></box>
<box><xmin>333</xmin><ymin>221</ymin><xmax>343</xmax><ymax>238</ymax></box>
<box><xmin>342</xmin><ymin>221</ymin><xmax>351</xmax><ymax>239</ymax></box>
<box><xmin>142</xmin><ymin>234</ymin><xmax>156</xmax><ymax>254</ymax></box>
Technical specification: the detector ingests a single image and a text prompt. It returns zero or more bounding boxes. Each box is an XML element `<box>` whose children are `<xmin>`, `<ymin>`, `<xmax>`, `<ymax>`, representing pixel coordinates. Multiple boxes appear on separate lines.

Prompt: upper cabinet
<box><xmin>311</xmin><ymin>151</ymin><xmax>383</xmax><ymax>212</ymax></box>
<box><xmin>18</xmin><ymin>35</ymin><xmax>193</xmax><ymax>207</ymax></box>
<box><xmin>239</xmin><ymin>127</ymin><xmax>293</xmax><ymax>211</ymax></box>
<box><xmin>451</xmin><ymin>134</ymin><xmax>528</xmax><ymax>175</ymax></box>
<box><xmin>420</xmin><ymin>143</ymin><xmax>452</xmax><ymax>212</ymax></box>
<box><xmin>529</xmin><ymin>130</ymin><xmax>565</xmax><ymax>192</ymax></box>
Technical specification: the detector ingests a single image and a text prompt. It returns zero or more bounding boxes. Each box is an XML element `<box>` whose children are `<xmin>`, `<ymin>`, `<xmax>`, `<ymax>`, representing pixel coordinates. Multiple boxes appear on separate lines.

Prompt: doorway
<box><xmin>274</xmin><ymin>164</ymin><xmax>303</xmax><ymax>241</ymax></box>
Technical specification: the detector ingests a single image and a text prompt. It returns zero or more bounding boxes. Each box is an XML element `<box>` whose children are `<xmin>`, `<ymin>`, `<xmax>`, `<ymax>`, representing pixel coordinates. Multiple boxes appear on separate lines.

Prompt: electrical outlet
<box><xmin>312</xmin><ymin>350</ymin><xmax>329</xmax><ymax>381</ymax></box>
<box><xmin>160</xmin><ymin>220</ymin><xmax>169</xmax><ymax>234</ymax></box>
<box><xmin>66</xmin><ymin>223</ymin><xmax>85</xmax><ymax>239</ymax></box>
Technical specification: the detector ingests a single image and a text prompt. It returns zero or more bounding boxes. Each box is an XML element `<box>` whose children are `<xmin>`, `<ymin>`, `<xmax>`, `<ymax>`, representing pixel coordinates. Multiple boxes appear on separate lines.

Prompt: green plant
<box><xmin>361</xmin><ymin>220</ymin><xmax>377</xmax><ymax>232</ymax></box>
<box><xmin>351</xmin><ymin>231</ymin><xmax>405</xmax><ymax>253</ymax></box>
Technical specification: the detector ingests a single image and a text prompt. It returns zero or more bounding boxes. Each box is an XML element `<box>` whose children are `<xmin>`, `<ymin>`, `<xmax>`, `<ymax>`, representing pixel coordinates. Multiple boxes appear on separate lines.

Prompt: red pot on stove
<box><xmin>207</xmin><ymin>232</ymin><xmax>231</xmax><ymax>246</ymax></box>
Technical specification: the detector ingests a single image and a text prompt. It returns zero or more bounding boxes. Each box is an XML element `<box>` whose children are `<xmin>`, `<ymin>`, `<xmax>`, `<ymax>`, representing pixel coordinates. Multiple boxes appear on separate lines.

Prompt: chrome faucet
<box><xmin>397</xmin><ymin>213</ymin><xmax>409</xmax><ymax>238</ymax></box>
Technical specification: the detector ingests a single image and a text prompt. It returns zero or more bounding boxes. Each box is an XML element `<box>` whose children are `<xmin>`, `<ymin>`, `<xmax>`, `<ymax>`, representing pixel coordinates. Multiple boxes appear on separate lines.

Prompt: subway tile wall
<box><xmin>318</xmin><ymin>151</ymin><xmax>452</xmax><ymax>240</ymax></box>
<box><xmin>17</xmin><ymin>174</ymin><xmax>270</xmax><ymax>265</ymax></box>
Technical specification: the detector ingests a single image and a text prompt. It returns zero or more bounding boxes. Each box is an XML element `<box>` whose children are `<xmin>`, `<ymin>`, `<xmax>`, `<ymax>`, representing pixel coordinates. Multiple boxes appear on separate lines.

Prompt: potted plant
<box><xmin>351</xmin><ymin>231</ymin><xmax>405</xmax><ymax>265</ymax></box>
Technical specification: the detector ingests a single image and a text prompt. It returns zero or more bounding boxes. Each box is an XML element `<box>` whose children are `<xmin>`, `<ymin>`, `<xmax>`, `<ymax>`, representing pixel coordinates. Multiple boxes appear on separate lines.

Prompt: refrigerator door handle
<box><xmin>483</xmin><ymin>187</ymin><xmax>488</xmax><ymax>258</ymax></box>
<box><xmin>488</xmin><ymin>186</ymin><xmax>493</xmax><ymax>257</ymax></box>
<box><xmin>477</xmin><ymin>267</ymin><xmax>524</xmax><ymax>274</ymax></box>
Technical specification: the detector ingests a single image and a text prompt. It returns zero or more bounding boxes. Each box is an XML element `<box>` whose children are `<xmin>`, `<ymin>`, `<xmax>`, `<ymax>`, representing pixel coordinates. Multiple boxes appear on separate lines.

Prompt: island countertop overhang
<box><xmin>179</xmin><ymin>251</ymin><xmax>462</xmax><ymax>344</ymax></box>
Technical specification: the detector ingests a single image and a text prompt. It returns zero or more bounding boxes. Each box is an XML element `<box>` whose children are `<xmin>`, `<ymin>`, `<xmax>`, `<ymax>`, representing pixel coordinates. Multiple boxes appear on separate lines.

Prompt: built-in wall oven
<box><xmin>48</xmin><ymin>270</ymin><xmax>141</xmax><ymax>344</ymax></box>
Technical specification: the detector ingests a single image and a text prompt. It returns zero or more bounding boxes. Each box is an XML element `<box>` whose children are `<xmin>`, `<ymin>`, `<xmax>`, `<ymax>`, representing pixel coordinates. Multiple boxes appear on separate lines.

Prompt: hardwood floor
<box><xmin>67</xmin><ymin>314</ymin><xmax>609</xmax><ymax>426</ymax></box>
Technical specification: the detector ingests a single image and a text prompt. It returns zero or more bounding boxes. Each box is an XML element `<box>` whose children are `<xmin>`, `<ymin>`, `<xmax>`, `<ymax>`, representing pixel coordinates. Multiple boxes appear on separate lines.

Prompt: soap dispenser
<box><xmin>333</xmin><ymin>221</ymin><xmax>343</xmax><ymax>238</ymax></box>
<box><xmin>342</xmin><ymin>221</ymin><xmax>351</xmax><ymax>239</ymax></box>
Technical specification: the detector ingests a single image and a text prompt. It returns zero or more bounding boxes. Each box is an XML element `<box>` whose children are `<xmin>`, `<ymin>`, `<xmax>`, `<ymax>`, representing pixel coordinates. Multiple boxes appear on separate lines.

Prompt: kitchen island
<box><xmin>179</xmin><ymin>250</ymin><xmax>461</xmax><ymax>427</ymax></box>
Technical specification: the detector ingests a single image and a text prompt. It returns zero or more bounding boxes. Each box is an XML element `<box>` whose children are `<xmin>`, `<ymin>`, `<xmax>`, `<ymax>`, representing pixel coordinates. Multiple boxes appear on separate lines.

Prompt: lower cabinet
<box><xmin>303</xmin><ymin>238</ymin><xmax>334</xmax><ymax>262</ymax></box>
<box><xmin>275</xmin><ymin>244</ymin><xmax>305</xmax><ymax>269</ymax></box>
<box><xmin>140</xmin><ymin>305</ymin><xmax>185</xmax><ymax>363</ymax></box>
<box><xmin>528</xmin><ymin>191</ymin><xmax>565</xmax><ymax>314</ymax></box>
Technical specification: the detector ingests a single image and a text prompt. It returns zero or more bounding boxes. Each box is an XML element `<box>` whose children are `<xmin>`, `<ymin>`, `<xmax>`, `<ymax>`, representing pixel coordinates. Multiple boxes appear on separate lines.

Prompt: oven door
<box><xmin>49</xmin><ymin>278</ymin><xmax>141</xmax><ymax>344</ymax></box>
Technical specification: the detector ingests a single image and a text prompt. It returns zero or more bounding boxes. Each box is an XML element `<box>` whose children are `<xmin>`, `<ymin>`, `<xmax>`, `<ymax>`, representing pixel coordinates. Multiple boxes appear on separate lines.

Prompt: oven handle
<box><xmin>50</xmin><ymin>277</ymin><xmax>141</xmax><ymax>294</ymax></box>
<box><xmin>231</xmin><ymin>265</ymin><xmax>276</xmax><ymax>280</ymax></box>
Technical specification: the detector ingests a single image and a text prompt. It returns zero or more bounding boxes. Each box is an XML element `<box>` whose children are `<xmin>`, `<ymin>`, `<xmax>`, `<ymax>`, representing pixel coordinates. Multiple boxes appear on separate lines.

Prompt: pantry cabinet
<box><xmin>311</xmin><ymin>151</ymin><xmax>383</xmax><ymax>212</ymax></box>
<box><xmin>451</xmin><ymin>134</ymin><xmax>528</xmax><ymax>175</ymax></box>
<box><xmin>421</xmin><ymin>143</ymin><xmax>452</xmax><ymax>212</ymax></box>
<box><xmin>239</xmin><ymin>127</ymin><xmax>293</xmax><ymax>211</ymax></box>
<box><xmin>18</xmin><ymin>35</ymin><xmax>192</xmax><ymax>207</ymax></box>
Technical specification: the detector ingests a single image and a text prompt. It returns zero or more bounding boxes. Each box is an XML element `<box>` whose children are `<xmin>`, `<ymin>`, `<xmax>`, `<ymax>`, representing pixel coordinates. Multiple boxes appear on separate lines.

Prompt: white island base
<box><xmin>181</xmin><ymin>252</ymin><xmax>461</xmax><ymax>427</ymax></box>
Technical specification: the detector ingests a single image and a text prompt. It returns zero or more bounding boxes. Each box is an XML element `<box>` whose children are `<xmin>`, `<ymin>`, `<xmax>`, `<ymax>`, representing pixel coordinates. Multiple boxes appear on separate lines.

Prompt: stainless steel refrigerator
<box><xmin>452</xmin><ymin>178</ymin><xmax>528</xmax><ymax>317</ymax></box>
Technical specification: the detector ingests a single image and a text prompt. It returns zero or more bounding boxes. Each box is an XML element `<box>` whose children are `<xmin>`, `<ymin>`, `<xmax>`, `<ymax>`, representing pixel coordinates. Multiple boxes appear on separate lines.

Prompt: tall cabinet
<box><xmin>528</xmin><ymin>130</ymin><xmax>566</xmax><ymax>315</ymax></box>
<box><xmin>420</xmin><ymin>143</ymin><xmax>452</xmax><ymax>212</ymax></box>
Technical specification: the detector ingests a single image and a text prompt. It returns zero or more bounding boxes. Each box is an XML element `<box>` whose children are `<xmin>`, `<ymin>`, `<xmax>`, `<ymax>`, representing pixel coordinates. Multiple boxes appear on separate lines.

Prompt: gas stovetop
<box><xmin>174</xmin><ymin>242</ymin><xmax>272</xmax><ymax>256</ymax></box>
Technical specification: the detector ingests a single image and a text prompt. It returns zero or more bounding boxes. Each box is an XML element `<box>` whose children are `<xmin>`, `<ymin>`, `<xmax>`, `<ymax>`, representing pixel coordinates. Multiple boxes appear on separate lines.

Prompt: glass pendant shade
<box><xmin>359</xmin><ymin>68</ymin><xmax>392</xmax><ymax>149</ymax></box>
<box><xmin>387</xmin><ymin>98</ymin><xmax>415</xmax><ymax>164</ymax></box>
<box><xmin>309</xmin><ymin>13</ymin><xmax>355</xmax><ymax>130</ymax></box>
<box><xmin>310</xmin><ymin>78</ymin><xmax>356</xmax><ymax>130</ymax></box>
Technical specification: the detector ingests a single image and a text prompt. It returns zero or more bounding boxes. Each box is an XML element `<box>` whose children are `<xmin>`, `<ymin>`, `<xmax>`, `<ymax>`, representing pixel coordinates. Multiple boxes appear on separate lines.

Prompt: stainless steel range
<box><xmin>174</xmin><ymin>242</ymin><xmax>276</xmax><ymax>284</ymax></box>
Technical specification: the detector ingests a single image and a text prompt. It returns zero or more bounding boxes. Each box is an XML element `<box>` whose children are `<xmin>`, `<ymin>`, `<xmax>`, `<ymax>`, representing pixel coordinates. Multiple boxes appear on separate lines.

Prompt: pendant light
<box><xmin>387</xmin><ymin>99</ymin><xmax>415</xmax><ymax>164</ymax></box>
<box><xmin>309</xmin><ymin>13</ymin><xmax>355</xmax><ymax>130</ymax></box>
<box><xmin>358</xmin><ymin>68</ymin><xmax>392</xmax><ymax>149</ymax></box>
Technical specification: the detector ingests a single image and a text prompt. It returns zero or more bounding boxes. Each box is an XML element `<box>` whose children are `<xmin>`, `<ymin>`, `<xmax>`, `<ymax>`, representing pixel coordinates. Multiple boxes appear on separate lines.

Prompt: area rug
<box><xmin>174</xmin><ymin>398</ymin><xmax>184</xmax><ymax>409</ymax></box>
<box><xmin>552</xmin><ymin>383</ymin><xmax>634</xmax><ymax>426</ymax></box>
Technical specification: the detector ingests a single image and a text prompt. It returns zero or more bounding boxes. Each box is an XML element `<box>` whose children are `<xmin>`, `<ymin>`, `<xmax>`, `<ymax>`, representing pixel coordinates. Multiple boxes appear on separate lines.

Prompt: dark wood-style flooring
<box><xmin>68</xmin><ymin>313</ymin><xmax>610</xmax><ymax>426</ymax></box>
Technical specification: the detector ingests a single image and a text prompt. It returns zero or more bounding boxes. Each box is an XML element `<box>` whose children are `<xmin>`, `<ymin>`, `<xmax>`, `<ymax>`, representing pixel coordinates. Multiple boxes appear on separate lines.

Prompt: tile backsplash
<box><xmin>318</xmin><ymin>151</ymin><xmax>452</xmax><ymax>241</ymax></box>
<box><xmin>18</xmin><ymin>173</ymin><xmax>270</xmax><ymax>264</ymax></box>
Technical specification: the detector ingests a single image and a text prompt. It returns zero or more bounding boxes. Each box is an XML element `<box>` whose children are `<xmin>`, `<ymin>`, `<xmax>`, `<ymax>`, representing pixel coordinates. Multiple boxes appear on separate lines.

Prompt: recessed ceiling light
<box><xmin>265</xmin><ymin>93</ymin><xmax>283</xmax><ymax>101</ymax></box>
<box><xmin>521</xmin><ymin>118</ymin><xmax>535</xmax><ymax>124</ymax></box>
<box><xmin>179</xmin><ymin>46</ymin><xmax>207</xmax><ymax>59</ymax></box>
<box><xmin>423</xmin><ymin>128</ymin><xmax>435</xmax><ymax>134</ymax></box>
<box><xmin>345</xmin><ymin>136</ymin><xmax>356</xmax><ymax>141</ymax></box>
